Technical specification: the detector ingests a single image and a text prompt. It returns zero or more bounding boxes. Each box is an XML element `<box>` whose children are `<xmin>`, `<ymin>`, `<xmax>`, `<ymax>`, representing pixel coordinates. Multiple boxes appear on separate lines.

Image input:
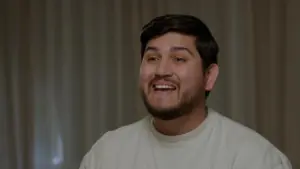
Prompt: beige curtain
<box><xmin>1</xmin><ymin>0</ymin><xmax>299</xmax><ymax>169</ymax></box>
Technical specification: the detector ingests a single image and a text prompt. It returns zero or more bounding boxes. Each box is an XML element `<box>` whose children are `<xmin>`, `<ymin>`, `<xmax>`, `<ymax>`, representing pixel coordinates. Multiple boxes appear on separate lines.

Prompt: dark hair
<box><xmin>140</xmin><ymin>14</ymin><xmax>219</xmax><ymax>98</ymax></box>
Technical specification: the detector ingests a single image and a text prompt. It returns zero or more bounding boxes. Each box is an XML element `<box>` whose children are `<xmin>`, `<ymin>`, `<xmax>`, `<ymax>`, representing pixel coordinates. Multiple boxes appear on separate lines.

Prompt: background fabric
<box><xmin>0</xmin><ymin>0</ymin><xmax>299</xmax><ymax>169</ymax></box>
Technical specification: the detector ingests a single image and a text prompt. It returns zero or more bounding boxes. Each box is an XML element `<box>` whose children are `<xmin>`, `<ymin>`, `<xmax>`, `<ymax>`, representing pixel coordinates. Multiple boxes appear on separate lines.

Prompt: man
<box><xmin>79</xmin><ymin>14</ymin><xmax>292</xmax><ymax>169</ymax></box>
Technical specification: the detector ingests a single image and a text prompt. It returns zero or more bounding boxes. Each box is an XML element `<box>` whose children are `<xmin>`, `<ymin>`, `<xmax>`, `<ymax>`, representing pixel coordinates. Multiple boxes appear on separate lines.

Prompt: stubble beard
<box><xmin>140</xmin><ymin>86</ymin><xmax>204</xmax><ymax>121</ymax></box>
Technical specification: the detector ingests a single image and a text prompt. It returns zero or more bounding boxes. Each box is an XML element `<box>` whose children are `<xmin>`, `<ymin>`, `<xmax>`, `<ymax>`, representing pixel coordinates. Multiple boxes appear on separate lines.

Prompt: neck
<box><xmin>153</xmin><ymin>106</ymin><xmax>207</xmax><ymax>136</ymax></box>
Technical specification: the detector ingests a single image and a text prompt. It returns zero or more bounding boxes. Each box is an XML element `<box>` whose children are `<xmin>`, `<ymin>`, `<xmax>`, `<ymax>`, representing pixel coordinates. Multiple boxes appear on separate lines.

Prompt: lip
<box><xmin>150</xmin><ymin>79</ymin><xmax>178</xmax><ymax>90</ymax></box>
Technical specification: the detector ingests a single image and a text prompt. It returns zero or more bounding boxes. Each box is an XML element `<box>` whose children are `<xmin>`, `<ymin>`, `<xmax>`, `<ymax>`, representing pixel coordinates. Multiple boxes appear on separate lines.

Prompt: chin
<box><xmin>150</xmin><ymin>102</ymin><xmax>179</xmax><ymax>110</ymax></box>
<box><xmin>144</xmin><ymin>103</ymin><xmax>184</xmax><ymax>120</ymax></box>
<box><xmin>148</xmin><ymin>108</ymin><xmax>184</xmax><ymax>121</ymax></box>
<box><xmin>141</xmin><ymin>91</ymin><xmax>186</xmax><ymax>120</ymax></box>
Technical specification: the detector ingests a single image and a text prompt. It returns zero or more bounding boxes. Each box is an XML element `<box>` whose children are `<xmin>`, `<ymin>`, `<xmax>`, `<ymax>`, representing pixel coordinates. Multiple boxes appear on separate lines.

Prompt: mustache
<box><xmin>149</xmin><ymin>75</ymin><xmax>179</xmax><ymax>86</ymax></box>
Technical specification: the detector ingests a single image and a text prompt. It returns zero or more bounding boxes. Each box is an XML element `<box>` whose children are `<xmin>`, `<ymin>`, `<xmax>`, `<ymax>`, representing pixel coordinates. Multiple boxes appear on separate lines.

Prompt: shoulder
<box><xmin>210</xmin><ymin>109</ymin><xmax>292</xmax><ymax>169</ymax></box>
<box><xmin>92</xmin><ymin>116</ymin><xmax>148</xmax><ymax>151</ymax></box>
<box><xmin>210</xmin><ymin>109</ymin><xmax>275</xmax><ymax>148</ymax></box>
<box><xmin>208</xmin><ymin>109</ymin><xmax>269</xmax><ymax>147</ymax></box>
<box><xmin>79</xmin><ymin>117</ymin><xmax>149</xmax><ymax>168</ymax></box>
<box><xmin>232</xmin><ymin>140</ymin><xmax>292</xmax><ymax>169</ymax></box>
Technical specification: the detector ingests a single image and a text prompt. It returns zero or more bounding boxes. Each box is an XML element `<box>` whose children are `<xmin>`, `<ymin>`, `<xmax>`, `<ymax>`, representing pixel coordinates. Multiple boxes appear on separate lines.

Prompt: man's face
<box><xmin>139</xmin><ymin>32</ymin><xmax>212</xmax><ymax>120</ymax></box>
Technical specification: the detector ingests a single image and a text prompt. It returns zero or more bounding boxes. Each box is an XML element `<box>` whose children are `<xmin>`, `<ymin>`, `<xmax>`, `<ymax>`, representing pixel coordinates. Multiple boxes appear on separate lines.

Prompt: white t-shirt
<box><xmin>79</xmin><ymin>108</ymin><xmax>292</xmax><ymax>169</ymax></box>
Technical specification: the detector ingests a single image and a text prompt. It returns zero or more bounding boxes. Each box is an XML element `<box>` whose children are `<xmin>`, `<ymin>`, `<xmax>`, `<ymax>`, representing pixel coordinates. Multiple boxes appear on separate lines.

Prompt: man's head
<box><xmin>139</xmin><ymin>14</ymin><xmax>219</xmax><ymax>120</ymax></box>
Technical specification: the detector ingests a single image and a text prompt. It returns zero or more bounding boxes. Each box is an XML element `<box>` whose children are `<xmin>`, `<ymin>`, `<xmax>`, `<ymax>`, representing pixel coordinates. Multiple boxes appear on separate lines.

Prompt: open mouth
<box><xmin>152</xmin><ymin>84</ymin><xmax>177</xmax><ymax>91</ymax></box>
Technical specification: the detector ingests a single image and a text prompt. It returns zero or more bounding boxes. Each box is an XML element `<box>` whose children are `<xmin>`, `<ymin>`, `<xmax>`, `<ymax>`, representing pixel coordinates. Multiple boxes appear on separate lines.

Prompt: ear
<box><xmin>204</xmin><ymin>64</ymin><xmax>219</xmax><ymax>91</ymax></box>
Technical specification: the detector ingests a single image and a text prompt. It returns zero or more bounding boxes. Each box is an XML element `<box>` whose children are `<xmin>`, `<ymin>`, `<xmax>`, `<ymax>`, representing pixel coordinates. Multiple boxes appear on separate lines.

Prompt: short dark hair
<box><xmin>140</xmin><ymin>14</ymin><xmax>219</xmax><ymax>98</ymax></box>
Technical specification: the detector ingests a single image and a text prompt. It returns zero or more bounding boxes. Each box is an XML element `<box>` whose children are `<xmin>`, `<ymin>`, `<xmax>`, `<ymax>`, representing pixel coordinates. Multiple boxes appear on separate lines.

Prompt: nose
<box><xmin>155</xmin><ymin>58</ymin><xmax>172</xmax><ymax>77</ymax></box>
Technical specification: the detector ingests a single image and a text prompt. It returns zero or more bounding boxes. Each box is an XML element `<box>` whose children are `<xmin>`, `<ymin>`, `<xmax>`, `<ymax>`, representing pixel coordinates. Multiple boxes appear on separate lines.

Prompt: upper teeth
<box><xmin>154</xmin><ymin>85</ymin><xmax>174</xmax><ymax>89</ymax></box>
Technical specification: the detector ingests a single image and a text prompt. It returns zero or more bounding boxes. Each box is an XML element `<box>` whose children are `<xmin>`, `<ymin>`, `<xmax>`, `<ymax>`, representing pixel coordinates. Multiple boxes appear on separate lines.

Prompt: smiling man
<box><xmin>79</xmin><ymin>14</ymin><xmax>292</xmax><ymax>169</ymax></box>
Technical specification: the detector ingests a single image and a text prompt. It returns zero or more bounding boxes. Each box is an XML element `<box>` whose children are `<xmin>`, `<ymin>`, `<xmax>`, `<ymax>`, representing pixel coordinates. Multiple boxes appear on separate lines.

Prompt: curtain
<box><xmin>1</xmin><ymin>0</ymin><xmax>299</xmax><ymax>169</ymax></box>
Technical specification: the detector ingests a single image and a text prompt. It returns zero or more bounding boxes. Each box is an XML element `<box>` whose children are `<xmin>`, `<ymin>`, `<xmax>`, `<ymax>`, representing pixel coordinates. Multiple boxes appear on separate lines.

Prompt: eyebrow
<box><xmin>144</xmin><ymin>46</ymin><xmax>159</xmax><ymax>52</ymax></box>
<box><xmin>144</xmin><ymin>46</ymin><xmax>194</xmax><ymax>56</ymax></box>
<box><xmin>170</xmin><ymin>46</ymin><xmax>194</xmax><ymax>56</ymax></box>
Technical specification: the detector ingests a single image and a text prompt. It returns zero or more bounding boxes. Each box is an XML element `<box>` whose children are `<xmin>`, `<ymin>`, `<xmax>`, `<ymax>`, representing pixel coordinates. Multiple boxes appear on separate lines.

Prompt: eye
<box><xmin>144</xmin><ymin>54</ymin><xmax>160</xmax><ymax>62</ymax></box>
<box><xmin>173</xmin><ymin>56</ymin><xmax>187</xmax><ymax>62</ymax></box>
<box><xmin>147</xmin><ymin>56</ymin><xmax>158</xmax><ymax>61</ymax></box>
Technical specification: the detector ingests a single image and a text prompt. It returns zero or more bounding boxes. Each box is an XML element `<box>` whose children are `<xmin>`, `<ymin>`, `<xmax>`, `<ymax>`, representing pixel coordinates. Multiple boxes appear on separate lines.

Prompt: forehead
<box><xmin>146</xmin><ymin>32</ymin><xmax>196</xmax><ymax>49</ymax></box>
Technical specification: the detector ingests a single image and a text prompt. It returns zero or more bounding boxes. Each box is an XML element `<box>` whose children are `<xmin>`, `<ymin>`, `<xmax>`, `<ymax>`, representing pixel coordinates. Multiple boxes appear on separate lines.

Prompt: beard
<box><xmin>140</xmin><ymin>86</ymin><xmax>204</xmax><ymax>121</ymax></box>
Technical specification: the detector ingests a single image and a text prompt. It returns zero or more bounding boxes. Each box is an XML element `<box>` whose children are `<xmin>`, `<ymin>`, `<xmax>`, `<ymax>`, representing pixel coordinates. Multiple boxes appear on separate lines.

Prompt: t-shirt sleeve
<box><xmin>232</xmin><ymin>141</ymin><xmax>292</xmax><ymax>169</ymax></box>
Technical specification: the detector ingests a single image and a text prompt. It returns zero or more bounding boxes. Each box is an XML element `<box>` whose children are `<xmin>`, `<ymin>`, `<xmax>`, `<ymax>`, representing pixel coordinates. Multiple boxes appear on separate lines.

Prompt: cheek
<box><xmin>178</xmin><ymin>70</ymin><xmax>204</xmax><ymax>91</ymax></box>
<box><xmin>139</xmin><ymin>67</ymin><xmax>154</xmax><ymax>87</ymax></box>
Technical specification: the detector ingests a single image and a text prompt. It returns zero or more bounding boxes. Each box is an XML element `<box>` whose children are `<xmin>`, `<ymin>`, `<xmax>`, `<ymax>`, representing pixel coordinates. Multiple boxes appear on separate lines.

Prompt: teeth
<box><xmin>154</xmin><ymin>84</ymin><xmax>175</xmax><ymax>89</ymax></box>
